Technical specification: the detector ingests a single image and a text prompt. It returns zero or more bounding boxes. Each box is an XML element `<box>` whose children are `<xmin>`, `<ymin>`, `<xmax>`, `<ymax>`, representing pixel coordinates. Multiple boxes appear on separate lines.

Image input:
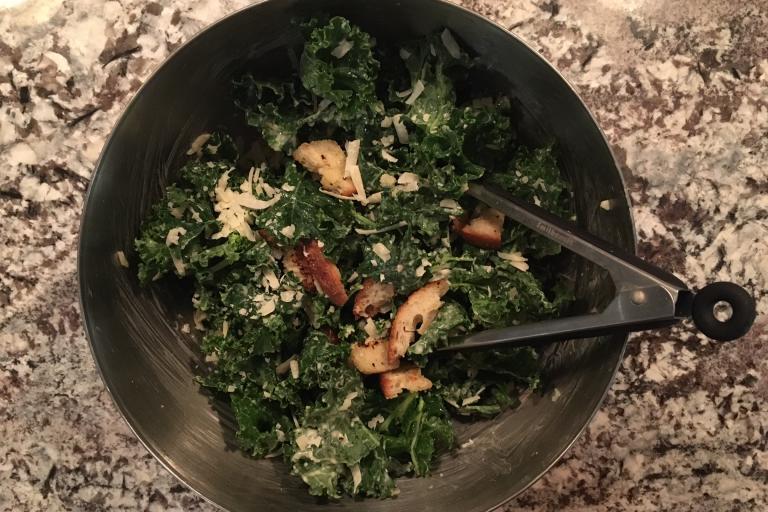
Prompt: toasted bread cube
<box><xmin>283</xmin><ymin>248</ymin><xmax>316</xmax><ymax>292</ymax></box>
<box><xmin>452</xmin><ymin>205</ymin><xmax>504</xmax><ymax>249</ymax></box>
<box><xmin>283</xmin><ymin>240</ymin><xmax>348</xmax><ymax>306</ymax></box>
<box><xmin>353</xmin><ymin>279</ymin><xmax>396</xmax><ymax>318</ymax></box>
<box><xmin>349</xmin><ymin>338</ymin><xmax>400</xmax><ymax>375</ymax></box>
<box><xmin>379</xmin><ymin>365</ymin><xmax>433</xmax><ymax>399</ymax></box>
<box><xmin>293</xmin><ymin>140</ymin><xmax>356</xmax><ymax>196</ymax></box>
<box><xmin>387</xmin><ymin>279</ymin><xmax>449</xmax><ymax>363</ymax></box>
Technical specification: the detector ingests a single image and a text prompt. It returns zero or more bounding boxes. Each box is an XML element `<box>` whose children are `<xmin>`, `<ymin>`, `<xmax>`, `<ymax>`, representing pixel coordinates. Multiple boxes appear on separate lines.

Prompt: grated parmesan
<box><xmin>211</xmin><ymin>169</ymin><xmax>280</xmax><ymax>241</ymax></box>
<box><xmin>354</xmin><ymin>220</ymin><xmax>408</xmax><ymax>236</ymax></box>
<box><xmin>396</xmin><ymin>172</ymin><xmax>419</xmax><ymax>192</ymax></box>
<box><xmin>344</xmin><ymin>140</ymin><xmax>367</xmax><ymax>202</ymax></box>
<box><xmin>331</xmin><ymin>38</ymin><xmax>354</xmax><ymax>58</ymax></box>
<box><xmin>381</xmin><ymin>149</ymin><xmax>398</xmax><ymax>162</ymax></box>
<box><xmin>351</xmin><ymin>464</ymin><xmax>362</xmax><ymax>493</ymax></box>
<box><xmin>262</xmin><ymin>270</ymin><xmax>280</xmax><ymax>290</ymax></box>
<box><xmin>439</xmin><ymin>199</ymin><xmax>461</xmax><ymax>210</ymax></box>
<box><xmin>280</xmin><ymin>224</ymin><xmax>296</xmax><ymax>238</ymax></box>
<box><xmin>372</xmin><ymin>242</ymin><xmax>391</xmax><ymax>262</ymax></box>
<box><xmin>404</xmin><ymin>80</ymin><xmax>425</xmax><ymax>105</ymax></box>
<box><xmin>289</xmin><ymin>359</ymin><xmax>300</xmax><ymax>379</ymax></box>
<box><xmin>115</xmin><ymin>250</ymin><xmax>129</xmax><ymax>268</ymax></box>
<box><xmin>165</xmin><ymin>227</ymin><xmax>187</xmax><ymax>246</ymax></box>
<box><xmin>186</xmin><ymin>133</ymin><xmax>211</xmax><ymax>156</ymax></box>
<box><xmin>497</xmin><ymin>251</ymin><xmax>529</xmax><ymax>272</ymax></box>
<box><xmin>392</xmin><ymin>114</ymin><xmax>409</xmax><ymax>144</ymax></box>
<box><xmin>367</xmin><ymin>414</ymin><xmax>385</xmax><ymax>429</ymax></box>
<box><xmin>441</xmin><ymin>29</ymin><xmax>462</xmax><ymax>59</ymax></box>
<box><xmin>193</xmin><ymin>309</ymin><xmax>207</xmax><ymax>330</ymax></box>
<box><xmin>338</xmin><ymin>391</ymin><xmax>359</xmax><ymax>411</ymax></box>
<box><xmin>379</xmin><ymin>174</ymin><xmax>397</xmax><ymax>188</ymax></box>
<box><xmin>363</xmin><ymin>318</ymin><xmax>380</xmax><ymax>338</ymax></box>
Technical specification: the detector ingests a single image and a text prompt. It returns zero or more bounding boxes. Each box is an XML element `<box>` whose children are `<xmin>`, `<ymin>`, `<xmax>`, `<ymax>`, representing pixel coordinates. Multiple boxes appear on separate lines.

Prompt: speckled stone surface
<box><xmin>1</xmin><ymin>0</ymin><xmax>766</xmax><ymax>510</ymax></box>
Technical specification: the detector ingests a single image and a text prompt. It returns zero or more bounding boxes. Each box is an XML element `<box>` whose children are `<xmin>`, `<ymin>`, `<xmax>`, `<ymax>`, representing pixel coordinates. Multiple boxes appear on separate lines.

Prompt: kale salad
<box><xmin>134</xmin><ymin>17</ymin><xmax>573</xmax><ymax>499</ymax></box>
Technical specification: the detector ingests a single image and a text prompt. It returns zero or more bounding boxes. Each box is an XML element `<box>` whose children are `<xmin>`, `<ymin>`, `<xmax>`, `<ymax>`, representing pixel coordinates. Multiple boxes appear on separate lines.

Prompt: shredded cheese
<box><xmin>351</xmin><ymin>464</ymin><xmax>362</xmax><ymax>493</ymax></box>
<box><xmin>379</xmin><ymin>174</ymin><xmax>397</xmax><ymax>188</ymax></box>
<box><xmin>354</xmin><ymin>221</ymin><xmax>408</xmax><ymax>236</ymax></box>
<box><xmin>372</xmin><ymin>242</ymin><xmax>391</xmax><ymax>262</ymax></box>
<box><xmin>280</xmin><ymin>224</ymin><xmax>296</xmax><ymax>238</ymax></box>
<box><xmin>193</xmin><ymin>309</ymin><xmax>207</xmax><ymax>330</ymax></box>
<box><xmin>115</xmin><ymin>250</ymin><xmax>129</xmax><ymax>268</ymax></box>
<box><xmin>405</xmin><ymin>79</ymin><xmax>425</xmax><ymax>105</ymax></box>
<box><xmin>211</xmin><ymin>169</ymin><xmax>280</xmax><ymax>241</ymax></box>
<box><xmin>186</xmin><ymin>133</ymin><xmax>211</xmax><ymax>156</ymax></box>
<box><xmin>344</xmin><ymin>140</ymin><xmax>367</xmax><ymax>202</ymax></box>
<box><xmin>171</xmin><ymin>256</ymin><xmax>186</xmax><ymax>276</ymax></box>
<box><xmin>262</xmin><ymin>270</ymin><xmax>280</xmax><ymax>290</ymax></box>
<box><xmin>395</xmin><ymin>88</ymin><xmax>413</xmax><ymax>98</ymax></box>
<box><xmin>363</xmin><ymin>318</ymin><xmax>380</xmax><ymax>338</ymax></box>
<box><xmin>165</xmin><ymin>227</ymin><xmax>187</xmax><ymax>246</ymax></box>
<box><xmin>396</xmin><ymin>172</ymin><xmax>419</xmax><ymax>192</ymax></box>
<box><xmin>441</xmin><ymin>29</ymin><xmax>462</xmax><ymax>59</ymax></box>
<box><xmin>338</xmin><ymin>391</ymin><xmax>359</xmax><ymax>411</ymax></box>
<box><xmin>289</xmin><ymin>359</ymin><xmax>300</xmax><ymax>379</ymax></box>
<box><xmin>276</xmin><ymin>355</ymin><xmax>296</xmax><ymax>375</ymax></box>
<box><xmin>439</xmin><ymin>199</ymin><xmax>461</xmax><ymax>210</ymax></box>
<box><xmin>381</xmin><ymin>149</ymin><xmax>398</xmax><ymax>162</ymax></box>
<box><xmin>497</xmin><ymin>251</ymin><xmax>529</xmax><ymax>272</ymax></box>
<box><xmin>392</xmin><ymin>114</ymin><xmax>409</xmax><ymax>144</ymax></box>
<box><xmin>331</xmin><ymin>39</ymin><xmax>354</xmax><ymax>58</ymax></box>
<box><xmin>367</xmin><ymin>414</ymin><xmax>385</xmax><ymax>429</ymax></box>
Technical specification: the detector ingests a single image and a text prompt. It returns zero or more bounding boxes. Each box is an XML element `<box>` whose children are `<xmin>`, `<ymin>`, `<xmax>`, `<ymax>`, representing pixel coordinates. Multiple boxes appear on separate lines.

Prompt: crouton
<box><xmin>353</xmin><ymin>279</ymin><xmax>395</xmax><ymax>318</ymax></box>
<box><xmin>387</xmin><ymin>279</ymin><xmax>449</xmax><ymax>363</ymax></box>
<box><xmin>293</xmin><ymin>140</ymin><xmax>356</xmax><ymax>196</ymax></box>
<box><xmin>283</xmin><ymin>249</ymin><xmax>316</xmax><ymax>292</ymax></box>
<box><xmin>349</xmin><ymin>338</ymin><xmax>400</xmax><ymax>375</ymax></box>
<box><xmin>452</xmin><ymin>204</ymin><xmax>505</xmax><ymax>249</ymax></box>
<box><xmin>379</xmin><ymin>365</ymin><xmax>433</xmax><ymax>399</ymax></box>
<box><xmin>285</xmin><ymin>240</ymin><xmax>348</xmax><ymax>306</ymax></box>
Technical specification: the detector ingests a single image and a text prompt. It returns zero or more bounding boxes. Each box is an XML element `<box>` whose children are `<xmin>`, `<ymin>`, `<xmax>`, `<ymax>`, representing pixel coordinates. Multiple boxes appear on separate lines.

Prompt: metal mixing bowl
<box><xmin>78</xmin><ymin>0</ymin><xmax>635</xmax><ymax>510</ymax></box>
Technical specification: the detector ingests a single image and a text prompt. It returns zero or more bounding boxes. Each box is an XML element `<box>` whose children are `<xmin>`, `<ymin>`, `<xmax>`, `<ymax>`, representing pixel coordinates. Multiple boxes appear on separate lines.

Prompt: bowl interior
<box><xmin>79</xmin><ymin>1</ymin><xmax>634</xmax><ymax>510</ymax></box>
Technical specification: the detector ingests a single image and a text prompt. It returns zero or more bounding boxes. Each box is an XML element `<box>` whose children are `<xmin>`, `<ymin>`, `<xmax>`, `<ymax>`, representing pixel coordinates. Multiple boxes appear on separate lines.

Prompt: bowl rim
<box><xmin>78</xmin><ymin>0</ymin><xmax>636</xmax><ymax>510</ymax></box>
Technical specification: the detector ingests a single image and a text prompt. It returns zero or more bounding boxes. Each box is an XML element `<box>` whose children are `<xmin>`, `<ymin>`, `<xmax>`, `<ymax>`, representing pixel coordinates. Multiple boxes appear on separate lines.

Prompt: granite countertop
<box><xmin>1</xmin><ymin>0</ymin><xmax>767</xmax><ymax>510</ymax></box>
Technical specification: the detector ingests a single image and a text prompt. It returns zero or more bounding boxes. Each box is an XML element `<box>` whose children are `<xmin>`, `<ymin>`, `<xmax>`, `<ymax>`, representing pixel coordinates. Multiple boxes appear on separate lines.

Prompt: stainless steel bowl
<box><xmin>78</xmin><ymin>0</ymin><xmax>635</xmax><ymax>510</ymax></box>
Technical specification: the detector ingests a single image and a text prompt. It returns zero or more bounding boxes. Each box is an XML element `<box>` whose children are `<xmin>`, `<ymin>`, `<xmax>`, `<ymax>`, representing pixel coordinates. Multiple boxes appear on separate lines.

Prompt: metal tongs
<box><xmin>440</xmin><ymin>183</ymin><xmax>756</xmax><ymax>351</ymax></box>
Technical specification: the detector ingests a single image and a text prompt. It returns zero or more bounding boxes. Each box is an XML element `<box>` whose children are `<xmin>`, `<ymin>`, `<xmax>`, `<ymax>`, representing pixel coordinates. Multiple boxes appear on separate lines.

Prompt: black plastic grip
<box><xmin>691</xmin><ymin>282</ymin><xmax>756</xmax><ymax>342</ymax></box>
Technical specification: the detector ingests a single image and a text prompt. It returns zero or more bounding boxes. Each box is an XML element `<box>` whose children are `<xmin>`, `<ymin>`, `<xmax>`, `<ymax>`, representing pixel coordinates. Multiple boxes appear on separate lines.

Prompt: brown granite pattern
<box><xmin>1</xmin><ymin>0</ymin><xmax>766</xmax><ymax>510</ymax></box>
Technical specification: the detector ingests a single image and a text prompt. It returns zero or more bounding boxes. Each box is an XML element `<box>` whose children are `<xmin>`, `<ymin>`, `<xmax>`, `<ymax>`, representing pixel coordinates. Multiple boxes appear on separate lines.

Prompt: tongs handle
<box><xmin>442</xmin><ymin>184</ymin><xmax>756</xmax><ymax>349</ymax></box>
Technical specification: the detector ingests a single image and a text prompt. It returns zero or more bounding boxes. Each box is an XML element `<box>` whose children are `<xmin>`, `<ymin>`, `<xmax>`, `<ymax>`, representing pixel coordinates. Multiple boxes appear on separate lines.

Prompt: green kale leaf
<box><xmin>300</xmin><ymin>16</ymin><xmax>381</xmax><ymax>131</ymax></box>
<box><xmin>408</xmin><ymin>301</ymin><xmax>472</xmax><ymax>358</ymax></box>
<box><xmin>380</xmin><ymin>392</ymin><xmax>454</xmax><ymax>476</ymax></box>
